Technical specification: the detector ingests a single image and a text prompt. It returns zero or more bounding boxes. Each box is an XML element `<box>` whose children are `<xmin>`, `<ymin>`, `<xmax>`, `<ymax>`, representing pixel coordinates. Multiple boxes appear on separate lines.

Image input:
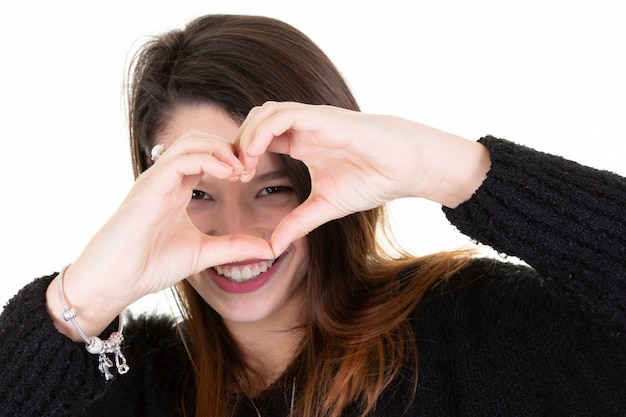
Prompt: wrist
<box><xmin>415</xmin><ymin>129</ymin><xmax>491</xmax><ymax>208</ymax></box>
<box><xmin>441</xmin><ymin>139</ymin><xmax>491</xmax><ymax>208</ymax></box>
<box><xmin>46</xmin><ymin>265</ymin><xmax>130</xmax><ymax>380</ymax></box>
<box><xmin>46</xmin><ymin>264</ymin><xmax>129</xmax><ymax>342</ymax></box>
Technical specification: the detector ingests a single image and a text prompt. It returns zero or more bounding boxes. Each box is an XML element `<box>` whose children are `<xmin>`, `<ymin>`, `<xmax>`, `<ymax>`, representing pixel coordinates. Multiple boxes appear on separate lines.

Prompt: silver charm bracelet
<box><xmin>57</xmin><ymin>265</ymin><xmax>130</xmax><ymax>380</ymax></box>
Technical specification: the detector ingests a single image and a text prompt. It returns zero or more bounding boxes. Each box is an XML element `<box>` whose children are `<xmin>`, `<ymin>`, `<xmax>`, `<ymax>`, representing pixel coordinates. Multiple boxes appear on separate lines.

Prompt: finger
<box><xmin>236</xmin><ymin>104</ymin><xmax>270</xmax><ymax>158</ymax></box>
<box><xmin>270</xmin><ymin>197</ymin><xmax>341</xmax><ymax>255</ymax></box>
<box><xmin>157</xmin><ymin>131</ymin><xmax>245</xmax><ymax>172</ymax></box>
<box><xmin>236</xmin><ymin>104</ymin><xmax>263</xmax><ymax>147</ymax></box>
<box><xmin>236</xmin><ymin>103</ymin><xmax>295</xmax><ymax>175</ymax></box>
<box><xmin>197</xmin><ymin>234</ymin><xmax>275</xmax><ymax>268</ymax></box>
<box><xmin>129</xmin><ymin>153</ymin><xmax>240</xmax><ymax>222</ymax></box>
<box><xmin>237</xmin><ymin>135</ymin><xmax>295</xmax><ymax>178</ymax></box>
<box><xmin>238</xmin><ymin>102</ymin><xmax>301</xmax><ymax>157</ymax></box>
<box><xmin>240</xmin><ymin>103</ymin><xmax>351</xmax><ymax>160</ymax></box>
<box><xmin>146</xmin><ymin>154</ymin><xmax>237</xmax><ymax>191</ymax></box>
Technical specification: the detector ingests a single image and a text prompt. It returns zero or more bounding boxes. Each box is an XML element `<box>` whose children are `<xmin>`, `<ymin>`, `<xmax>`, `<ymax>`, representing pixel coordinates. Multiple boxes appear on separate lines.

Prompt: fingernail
<box><xmin>238</xmin><ymin>169</ymin><xmax>255</xmax><ymax>183</ymax></box>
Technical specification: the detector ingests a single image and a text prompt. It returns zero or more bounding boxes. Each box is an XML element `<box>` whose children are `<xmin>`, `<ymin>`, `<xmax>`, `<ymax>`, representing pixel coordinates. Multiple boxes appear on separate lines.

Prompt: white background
<box><xmin>1</xmin><ymin>1</ymin><xmax>624</xmax><ymax>313</ymax></box>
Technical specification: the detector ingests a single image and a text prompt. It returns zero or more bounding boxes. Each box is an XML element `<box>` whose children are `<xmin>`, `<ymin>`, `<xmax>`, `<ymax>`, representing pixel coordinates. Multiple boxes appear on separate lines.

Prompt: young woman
<box><xmin>1</xmin><ymin>14</ymin><xmax>624</xmax><ymax>417</ymax></box>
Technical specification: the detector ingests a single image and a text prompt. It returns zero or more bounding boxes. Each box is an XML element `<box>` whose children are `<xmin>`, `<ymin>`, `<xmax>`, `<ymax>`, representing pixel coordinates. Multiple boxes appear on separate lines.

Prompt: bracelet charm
<box><xmin>57</xmin><ymin>265</ymin><xmax>130</xmax><ymax>380</ymax></box>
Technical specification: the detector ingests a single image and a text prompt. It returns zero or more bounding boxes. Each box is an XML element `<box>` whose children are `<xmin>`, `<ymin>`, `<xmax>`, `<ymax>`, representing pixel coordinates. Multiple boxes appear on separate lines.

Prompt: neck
<box><xmin>238</xmin><ymin>324</ymin><xmax>304</xmax><ymax>391</ymax></box>
<box><xmin>225</xmin><ymin>290</ymin><xmax>307</xmax><ymax>391</ymax></box>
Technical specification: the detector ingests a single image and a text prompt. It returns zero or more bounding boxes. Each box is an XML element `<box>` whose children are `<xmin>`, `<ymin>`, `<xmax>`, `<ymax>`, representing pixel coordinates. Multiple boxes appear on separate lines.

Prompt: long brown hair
<box><xmin>127</xmin><ymin>14</ymin><xmax>471</xmax><ymax>417</ymax></box>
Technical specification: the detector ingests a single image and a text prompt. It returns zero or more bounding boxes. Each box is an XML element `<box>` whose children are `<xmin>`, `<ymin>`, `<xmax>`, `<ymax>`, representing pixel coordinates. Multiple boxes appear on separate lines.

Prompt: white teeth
<box><xmin>213</xmin><ymin>259</ymin><xmax>276</xmax><ymax>282</ymax></box>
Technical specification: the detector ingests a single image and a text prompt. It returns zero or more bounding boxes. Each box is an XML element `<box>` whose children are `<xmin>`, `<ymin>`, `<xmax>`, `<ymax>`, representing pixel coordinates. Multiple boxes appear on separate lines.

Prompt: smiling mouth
<box><xmin>212</xmin><ymin>258</ymin><xmax>277</xmax><ymax>283</ymax></box>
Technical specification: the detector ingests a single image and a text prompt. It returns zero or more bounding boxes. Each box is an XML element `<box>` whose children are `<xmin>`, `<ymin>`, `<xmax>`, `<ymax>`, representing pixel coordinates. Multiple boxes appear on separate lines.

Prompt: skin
<box><xmin>46</xmin><ymin>101</ymin><xmax>491</xmax><ymax>387</ymax></box>
<box><xmin>238</xmin><ymin>102</ymin><xmax>491</xmax><ymax>254</ymax></box>
<box><xmin>160</xmin><ymin>105</ymin><xmax>309</xmax><ymax>382</ymax></box>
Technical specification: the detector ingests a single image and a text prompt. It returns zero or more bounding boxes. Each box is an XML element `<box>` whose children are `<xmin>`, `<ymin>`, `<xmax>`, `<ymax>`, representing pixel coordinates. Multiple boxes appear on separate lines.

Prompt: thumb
<box><xmin>197</xmin><ymin>234</ymin><xmax>275</xmax><ymax>268</ymax></box>
<box><xmin>270</xmin><ymin>197</ymin><xmax>341</xmax><ymax>256</ymax></box>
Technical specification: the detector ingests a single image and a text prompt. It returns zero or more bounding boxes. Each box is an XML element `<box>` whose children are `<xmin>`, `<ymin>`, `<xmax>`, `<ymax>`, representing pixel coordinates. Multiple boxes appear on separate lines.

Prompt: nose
<box><xmin>204</xmin><ymin>199</ymin><xmax>270</xmax><ymax>240</ymax></box>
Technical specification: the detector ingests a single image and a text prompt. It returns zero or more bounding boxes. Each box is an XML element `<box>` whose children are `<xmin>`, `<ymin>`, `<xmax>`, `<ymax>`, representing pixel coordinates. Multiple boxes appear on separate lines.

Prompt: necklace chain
<box><xmin>250</xmin><ymin>377</ymin><xmax>296</xmax><ymax>417</ymax></box>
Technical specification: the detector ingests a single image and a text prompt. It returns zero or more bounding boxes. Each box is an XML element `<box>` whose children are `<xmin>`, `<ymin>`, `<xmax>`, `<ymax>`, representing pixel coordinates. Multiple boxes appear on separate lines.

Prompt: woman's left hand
<box><xmin>237</xmin><ymin>102</ymin><xmax>491</xmax><ymax>255</ymax></box>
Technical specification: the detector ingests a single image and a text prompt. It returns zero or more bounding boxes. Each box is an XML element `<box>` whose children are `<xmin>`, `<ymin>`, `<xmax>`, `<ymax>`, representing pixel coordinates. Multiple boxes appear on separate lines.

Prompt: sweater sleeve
<box><xmin>0</xmin><ymin>274</ymin><xmax>110</xmax><ymax>417</ymax></box>
<box><xmin>443</xmin><ymin>136</ymin><xmax>626</xmax><ymax>331</ymax></box>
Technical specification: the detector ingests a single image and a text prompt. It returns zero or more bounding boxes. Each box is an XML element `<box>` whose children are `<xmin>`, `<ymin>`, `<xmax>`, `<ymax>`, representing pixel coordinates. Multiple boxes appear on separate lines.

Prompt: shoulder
<box><xmin>124</xmin><ymin>312</ymin><xmax>180</xmax><ymax>344</ymax></box>
<box><xmin>446</xmin><ymin>257</ymin><xmax>544</xmax><ymax>297</ymax></box>
<box><xmin>417</xmin><ymin>257</ymin><xmax>623</xmax><ymax>341</ymax></box>
<box><xmin>406</xmin><ymin>257</ymin><xmax>625</xmax><ymax>414</ymax></box>
<box><xmin>85</xmin><ymin>312</ymin><xmax>191</xmax><ymax>416</ymax></box>
<box><xmin>118</xmin><ymin>312</ymin><xmax>190</xmax><ymax>387</ymax></box>
<box><xmin>123</xmin><ymin>312</ymin><xmax>188</xmax><ymax>369</ymax></box>
<box><xmin>422</xmin><ymin>257</ymin><xmax>544</xmax><ymax>304</ymax></box>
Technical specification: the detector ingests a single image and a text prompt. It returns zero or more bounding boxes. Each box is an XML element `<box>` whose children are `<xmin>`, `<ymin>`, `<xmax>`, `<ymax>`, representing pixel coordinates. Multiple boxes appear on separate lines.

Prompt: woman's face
<box><xmin>157</xmin><ymin>104</ymin><xmax>309</xmax><ymax>329</ymax></box>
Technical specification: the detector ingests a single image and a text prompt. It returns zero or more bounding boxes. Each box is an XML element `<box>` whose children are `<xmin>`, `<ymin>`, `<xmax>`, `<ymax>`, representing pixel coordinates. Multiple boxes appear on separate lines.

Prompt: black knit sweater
<box><xmin>1</xmin><ymin>137</ymin><xmax>624</xmax><ymax>417</ymax></box>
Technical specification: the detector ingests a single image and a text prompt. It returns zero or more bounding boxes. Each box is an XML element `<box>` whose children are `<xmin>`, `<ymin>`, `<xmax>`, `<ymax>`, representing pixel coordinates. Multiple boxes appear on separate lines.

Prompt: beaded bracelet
<box><xmin>57</xmin><ymin>265</ymin><xmax>130</xmax><ymax>380</ymax></box>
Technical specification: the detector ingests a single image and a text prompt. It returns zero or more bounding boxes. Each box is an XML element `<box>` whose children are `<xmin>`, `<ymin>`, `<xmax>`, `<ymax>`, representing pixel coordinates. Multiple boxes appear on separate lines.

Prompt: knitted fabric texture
<box><xmin>1</xmin><ymin>137</ymin><xmax>624</xmax><ymax>416</ymax></box>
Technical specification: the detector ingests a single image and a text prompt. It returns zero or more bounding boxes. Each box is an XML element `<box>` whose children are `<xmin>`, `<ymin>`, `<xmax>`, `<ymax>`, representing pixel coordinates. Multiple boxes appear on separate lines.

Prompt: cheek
<box><xmin>291</xmin><ymin>237</ymin><xmax>310</xmax><ymax>272</ymax></box>
<box><xmin>186</xmin><ymin>207</ymin><xmax>209</xmax><ymax>230</ymax></box>
<box><xmin>185</xmin><ymin>203</ymin><xmax>297</xmax><ymax>237</ymax></box>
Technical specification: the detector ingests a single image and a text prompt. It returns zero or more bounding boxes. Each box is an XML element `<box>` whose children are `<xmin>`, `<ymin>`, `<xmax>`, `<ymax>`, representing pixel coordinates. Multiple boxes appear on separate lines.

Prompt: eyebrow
<box><xmin>252</xmin><ymin>169</ymin><xmax>289</xmax><ymax>183</ymax></box>
<box><xmin>196</xmin><ymin>169</ymin><xmax>289</xmax><ymax>189</ymax></box>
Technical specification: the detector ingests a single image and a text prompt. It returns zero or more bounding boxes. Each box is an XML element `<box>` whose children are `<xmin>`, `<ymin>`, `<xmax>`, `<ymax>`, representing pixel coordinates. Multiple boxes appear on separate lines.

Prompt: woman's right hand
<box><xmin>46</xmin><ymin>131</ymin><xmax>274</xmax><ymax>340</ymax></box>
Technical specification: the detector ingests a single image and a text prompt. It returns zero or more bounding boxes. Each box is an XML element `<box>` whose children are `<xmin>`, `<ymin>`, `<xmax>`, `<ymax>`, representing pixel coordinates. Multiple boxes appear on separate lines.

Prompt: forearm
<box><xmin>0</xmin><ymin>275</ymin><xmax>108</xmax><ymax>416</ymax></box>
<box><xmin>407</xmin><ymin>123</ymin><xmax>491</xmax><ymax>208</ymax></box>
<box><xmin>444</xmin><ymin>136</ymin><xmax>626</xmax><ymax>328</ymax></box>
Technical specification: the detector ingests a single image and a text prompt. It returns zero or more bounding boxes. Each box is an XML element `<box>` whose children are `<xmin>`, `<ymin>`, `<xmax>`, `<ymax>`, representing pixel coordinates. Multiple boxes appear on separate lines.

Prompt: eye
<box><xmin>258</xmin><ymin>186</ymin><xmax>293</xmax><ymax>196</ymax></box>
<box><xmin>191</xmin><ymin>190</ymin><xmax>212</xmax><ymax>200</ymax></box>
